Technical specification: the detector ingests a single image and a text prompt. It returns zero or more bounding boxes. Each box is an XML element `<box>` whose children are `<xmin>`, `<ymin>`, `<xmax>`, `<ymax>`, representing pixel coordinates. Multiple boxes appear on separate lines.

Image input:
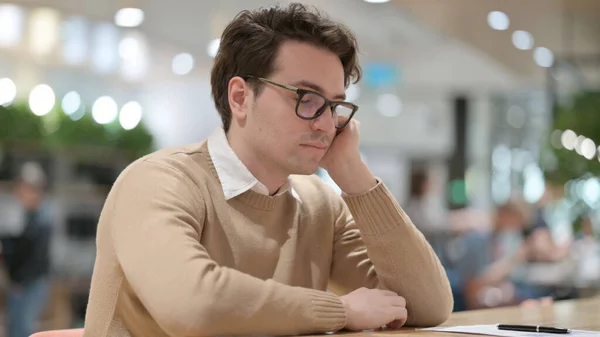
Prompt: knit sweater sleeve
<box><xmin>110</xmin><ymin>160</ymin><xmax>346</xmax><ymax>336</ymax></box>
<box><xmin>328</xmin><ymin>180</ymin><xmax>453</xmax><ymax>327</ymax></box>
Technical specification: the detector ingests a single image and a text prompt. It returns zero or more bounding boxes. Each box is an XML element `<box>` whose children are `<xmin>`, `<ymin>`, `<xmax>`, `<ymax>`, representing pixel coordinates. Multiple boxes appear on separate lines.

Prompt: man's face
<box><xmin>244</xmin><ymin>40</ymin><xmax>346</xmax><ymax>176</ymax></box>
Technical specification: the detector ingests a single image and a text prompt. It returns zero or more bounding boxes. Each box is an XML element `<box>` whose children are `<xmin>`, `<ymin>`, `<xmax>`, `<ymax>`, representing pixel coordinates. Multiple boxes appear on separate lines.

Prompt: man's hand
<box><xmin>320</xmin><ymin>117</ymin><xmax>361</xmax><ymax>167</ymax></box>
<box><xmin>320</xmin><ymin>119</ymin><xmax>376</xmax><ymax>195</ymax></box>
<box><xmin>340</xmin><ymin>287</ymin><xmax>408</xmax><ymax>331</ymax></box>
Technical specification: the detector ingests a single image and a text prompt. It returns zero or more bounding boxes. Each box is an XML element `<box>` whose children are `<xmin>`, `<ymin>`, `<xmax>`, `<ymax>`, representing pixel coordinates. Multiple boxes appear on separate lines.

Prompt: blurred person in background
<box><xmin>525</xmin><ymin>183</ymin><xmax>571</xmax><ymax>263</ymax></box>
<box><xmin>463</xmin><ymin>199</ymin><xmax>554</xmax><ymax>309</ymax></box>
<box><xmin>83</xmin><ymin>3</ymin><xmax>452</xmax><ymax>337</ymax></box>
<box><xmin>0</xmin><ymin>162</ymin><xmax>52</xmax><ymax>337</ymax></box>
<box><xmin>405</xmin><ymin>168</ymin><xmax>449</xmax><ymax>239</ymax></box>
<box><xmin>405</xmin><ymin>168</ymin><xmax>491</xmax><ymax>237</ymax></box>
<box><xmin>405</xmin><ymin>167</ymin><xmax>489</xmax><ymax>311</ymax></box>
<box><xmin>570</xmin><ymin>216</ymin><xmax>600</xmax><ymax>288</ymax></box>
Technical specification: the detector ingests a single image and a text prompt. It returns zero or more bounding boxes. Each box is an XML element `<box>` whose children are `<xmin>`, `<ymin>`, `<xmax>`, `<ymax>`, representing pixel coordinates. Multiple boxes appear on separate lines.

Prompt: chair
<box><xmin>30</xmin><ymin>328</ymin><xmax>84</xmax><ymax>337</ymax></box>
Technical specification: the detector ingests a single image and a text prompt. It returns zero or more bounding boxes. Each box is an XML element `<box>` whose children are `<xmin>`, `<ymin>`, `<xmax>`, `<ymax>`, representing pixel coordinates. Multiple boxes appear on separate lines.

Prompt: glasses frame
<box><xmin>243</xmin><ymin>75</ymin><xmax>358</xmax><ymax>129</ymax></box>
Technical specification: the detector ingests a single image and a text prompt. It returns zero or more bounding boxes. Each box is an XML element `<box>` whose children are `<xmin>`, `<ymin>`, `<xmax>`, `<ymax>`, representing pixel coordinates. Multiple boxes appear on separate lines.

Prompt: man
<box><xmin>83</xmin><ymin>3</ymin><xmax>452</xmax><ymax>336</ymax></box>
<box><xmin>1</xmin><ymin>162</ymin><xmax>52</xmax><ymax>337</ymax></box>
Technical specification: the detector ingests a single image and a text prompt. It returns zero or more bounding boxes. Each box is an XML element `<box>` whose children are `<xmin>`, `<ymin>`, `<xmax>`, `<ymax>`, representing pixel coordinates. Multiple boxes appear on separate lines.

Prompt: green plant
<box><xmin>0</xmin><ymin>102</ymin><xmax>46</xmax><ymax>142</ymax></box>
<box><xmin>545</xmin><ymin>91</ymin><xmax>600</xmax><ymax>184</ymax></box>
<box><xmin>0</xmin><ymin>102</ymin><xmax>154</xmax><ymax>159</ymax></box>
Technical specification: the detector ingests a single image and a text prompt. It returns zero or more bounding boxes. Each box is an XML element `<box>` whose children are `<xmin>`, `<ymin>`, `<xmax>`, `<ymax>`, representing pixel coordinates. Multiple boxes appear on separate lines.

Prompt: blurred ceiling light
<box><xmin>29</xmin><ymin>84</ymin><xmax>55</xmax><ymax>116</ymax></box>
<box><xmin>68</xmin><ymin>106</ymin><xmax>85</xmax><ymax>121</ymax></box>
<box><xmin>207</xmin><ymin>38</ymin><xmax>220</xmax><ymax>58</ymax></box>
<box><xmin>582</xmin><ymin>178</ymin><xmax>600</xmax><ymax>206</ymax></box>
<box><xmin>523</xmin><ymin>163</ymin><xmax>545</xmax><ymax>203</ymax></box>
<box><xmin>61</xmin><ymin>16</ymin><xmax>88</xmax><ymax>65</ymax></box>
<box><xmin>363</xmin><ymin>0</ymin><xmax>390</xmax><ymax>3</ymax></box>
<box><xmin>561</xmin><ymin>129</ymin><xmax>577</xmax><ymax>150</ymax></box>
<box><xmin>92</xmin><ymin>22</ymin><xmax>119</xmax><ymax>74</ymax></box>
<box><xmin>512</xmin><ymin>30</ymin><xmax>534</xmax><ymax>50</ymax></box>
<box><xmin>534</xmin><ymin>47</ymin><xmax>554</xmax><ymax>68</ymax></box>
<box><xmin>0</xmin><ymin>78</ymin><xmax>17</xmax><ymax>106</ymax></box>
<box><xmin>0</xmin><ymin>4</ymin><xmax>24</xmax><ymax>47</ymax></box>
<box><xmin>345</xmin><ymin>84</ymin><xmax>360</xmax><ymax>102</ymax></box>
<box><xmin>118</xmin><ymin>36</ymin><xmax>140</xmax><ymax>60</ymax></box>
<box><xmin>119</xmin><ymin>32</ymin><xmax>149</xmax><ymax>81</ymax></box>
<box><xmin>492</xmin><ymin>145</ymin><xmax>511</xmax><ymax>171</ymax></box>
<box><xmin>114</xmin><ymin>8</ymin><xmax>144</xmax><ymax>28</ymax></box>
<box><xmin>376</xmin><ymin>93</ymin><xmax>402</xmax><ymax>117</ymax></box>
<box><xmin>172</xmin><ymin>53</ymin><xmax>194</xmax><ymax>75</ymax></box>
<box><xmin>119</xmin><ymin>101</ymin><xmax>143</xmax><ymax>130</ymax></box>
<box><xmin>29</xmin><ymin>7</ymin><xmax>60</xmax><ymax>56</ymax></box>
<box><xmin>581</xmin><ymin>138</ymin><xmax>596</xmax><ymax>160</ymax></box>
<box><xmin>92</xmin><ymin>96</ymin><xmax>118</xmax><ymax>124</ymax></box>
<box><xmin>61</xmin><ymin>91</ymin><xmax>81</xmax><ymax>115</ymax></box>
<box><xmin>487</xmin><ymin>11</ymin><xmax>509</xmax><ymax>31</ymax></box>
<box><xmin>575</xmin><ymin>135</ymin><xmax>586</xmax><ymax>155</ymax></box>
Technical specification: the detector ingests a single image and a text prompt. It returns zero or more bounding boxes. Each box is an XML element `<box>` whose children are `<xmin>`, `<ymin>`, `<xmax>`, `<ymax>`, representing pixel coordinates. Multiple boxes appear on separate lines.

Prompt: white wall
<box><xmin>139</xmin><ymin>80</ymin><xmax>221</xmax><ymax>149</ymax></box>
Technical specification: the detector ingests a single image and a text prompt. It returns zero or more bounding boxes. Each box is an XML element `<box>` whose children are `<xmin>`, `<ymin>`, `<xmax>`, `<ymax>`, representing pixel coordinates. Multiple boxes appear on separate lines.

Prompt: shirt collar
<box><xmin>207</xmin><ymin>127</ymin><xmax>300</xmax><ymax>201</ymax></box>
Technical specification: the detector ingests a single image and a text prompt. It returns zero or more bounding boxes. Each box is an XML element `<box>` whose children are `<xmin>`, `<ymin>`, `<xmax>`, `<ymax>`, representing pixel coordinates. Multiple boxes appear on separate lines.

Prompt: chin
<box><xmin>290</xmin><ymin>163</ymin><xmax>320</xmax><ymax>176</ymax></box>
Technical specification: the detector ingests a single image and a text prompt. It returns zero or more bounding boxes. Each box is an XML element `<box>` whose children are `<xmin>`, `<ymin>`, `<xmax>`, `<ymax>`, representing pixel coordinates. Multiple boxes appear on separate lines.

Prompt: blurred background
<box><xmin>0</xmin><ymin>0</ymin><xmax>599</xmax><ymax>335</ymax></box>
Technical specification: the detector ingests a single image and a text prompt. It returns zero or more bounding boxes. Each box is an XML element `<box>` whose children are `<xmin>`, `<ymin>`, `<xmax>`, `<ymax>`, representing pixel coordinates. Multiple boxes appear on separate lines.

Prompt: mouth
<box><xmin>300</xmin><ymin>143</ymin><xmax>329</xmax><ymax>150</ymax></box>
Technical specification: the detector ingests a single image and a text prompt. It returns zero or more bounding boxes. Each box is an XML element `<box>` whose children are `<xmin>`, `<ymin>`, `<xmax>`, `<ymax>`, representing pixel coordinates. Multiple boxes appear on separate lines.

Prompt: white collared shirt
<box><xmin>207</xmin><ymin>127</ymin><xmax>300</xmax><ymax>201</ymax></box>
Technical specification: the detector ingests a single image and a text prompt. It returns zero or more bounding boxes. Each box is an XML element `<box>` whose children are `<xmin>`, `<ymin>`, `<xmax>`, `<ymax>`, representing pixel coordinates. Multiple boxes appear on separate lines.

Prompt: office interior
<box><xmin>0</xmin><ymin>0</ymin><xmax>599</xmax><ymax>334</ymax></box>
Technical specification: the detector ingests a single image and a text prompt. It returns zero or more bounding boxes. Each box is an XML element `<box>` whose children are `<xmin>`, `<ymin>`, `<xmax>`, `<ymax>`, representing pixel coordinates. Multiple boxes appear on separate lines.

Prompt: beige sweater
<box><xmin>83</xmin><ymin>141</ymin><xmax>452</xmax><ymax>337</ymax></box>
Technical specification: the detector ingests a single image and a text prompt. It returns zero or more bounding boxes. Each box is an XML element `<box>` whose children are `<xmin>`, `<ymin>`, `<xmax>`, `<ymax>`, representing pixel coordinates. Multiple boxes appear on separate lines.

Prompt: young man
<box><xmin>83</xmin><ymin>3</ymin><xmax>452</xmax><ymax>336</ymax></box>
<box><xmin>1</xmin><ymin>162</ymin><xmax>52</xmax><ymax>337</ymax></box>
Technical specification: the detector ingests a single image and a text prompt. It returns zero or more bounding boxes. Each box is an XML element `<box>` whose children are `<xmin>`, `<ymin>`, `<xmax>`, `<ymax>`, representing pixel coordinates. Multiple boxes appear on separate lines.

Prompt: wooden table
<box><xmin>318</xmin><ymin>296</ymin><xmax>600</xmax><ymax>336</ymax></box>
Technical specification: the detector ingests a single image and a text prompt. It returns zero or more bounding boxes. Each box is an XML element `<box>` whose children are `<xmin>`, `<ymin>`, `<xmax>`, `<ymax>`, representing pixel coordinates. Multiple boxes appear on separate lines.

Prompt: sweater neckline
<box><xmin>200</xmin><ymin>142</ymin><xmax>292</xmax><ymax>211</ymax></box>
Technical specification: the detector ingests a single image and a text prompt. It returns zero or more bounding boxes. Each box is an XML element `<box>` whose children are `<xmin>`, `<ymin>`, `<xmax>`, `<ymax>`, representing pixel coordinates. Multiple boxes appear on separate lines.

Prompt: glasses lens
<box><xmin>333</xmin><ymin>103</ymin><xmax>355</xmax><ymax>128</ymax></box>
<box><xmin>297</xmin><ymin>92</ymin><xmax>326</xmax><ymax>119</ymax></box>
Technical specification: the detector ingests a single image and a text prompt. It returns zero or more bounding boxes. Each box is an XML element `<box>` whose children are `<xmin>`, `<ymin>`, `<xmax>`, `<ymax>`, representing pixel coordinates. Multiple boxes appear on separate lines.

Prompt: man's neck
<box><xmin>227</xmin><ymin>131</ymin><xmax>288</xmax><ymax>195</ymax></box>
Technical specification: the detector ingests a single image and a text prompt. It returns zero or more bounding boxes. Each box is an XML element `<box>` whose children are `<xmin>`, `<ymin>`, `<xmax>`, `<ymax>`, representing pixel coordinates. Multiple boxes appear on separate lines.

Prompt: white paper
<box><xmin>420</xmin><ymin>324</ymin><xmax>599</xmax><ymax>337</ymax></box>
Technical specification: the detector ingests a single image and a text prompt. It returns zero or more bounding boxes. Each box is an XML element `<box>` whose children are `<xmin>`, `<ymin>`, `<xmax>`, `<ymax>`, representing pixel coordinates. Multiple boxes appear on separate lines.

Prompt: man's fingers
<box><xmin>379</xmin><ymin>289</ymin><xmax>399</xmax><ymax>297</ymax></box>
<box><xmin>388</xmin><ymin>317</ymin><xmax>408</xmax><ymax>330</ymax></box>
<box><xmin>388</xmin><ymin>295</ymin><xmax>406</xmax><ymax>308</ymax></box>
<box><xmin>388</xmin><ymin>307</ymin><xmax>408</xmax><ymax>329</ymax></box>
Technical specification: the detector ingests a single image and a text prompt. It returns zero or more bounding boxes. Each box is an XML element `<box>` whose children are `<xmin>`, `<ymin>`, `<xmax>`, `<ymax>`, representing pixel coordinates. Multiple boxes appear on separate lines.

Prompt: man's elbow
<box><xmin>406</xmin><ymin>293</ymin><xmax>453</xmax><ymax>327</ymax></box>
<box><xmin>429</xmin><ymin>285</ymin><xmax>454</xmax><ymax>325</ymax></box>
<box><xmin>425</xmin><ymin>298</ymin><xmax>453</xmax><ymax>326</ymax></box>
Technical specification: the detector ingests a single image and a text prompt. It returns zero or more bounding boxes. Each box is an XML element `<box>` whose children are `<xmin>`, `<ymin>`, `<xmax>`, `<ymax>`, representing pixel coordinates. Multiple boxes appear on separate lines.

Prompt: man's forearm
<box><xmin>117</xmin><ymin>225</ymin><xmax>348</xmax><ymax>337</ymax></box>
<box><xmin>143</xmin><ymin>266</ymin><xmax>347</xmax><ymax>336</ymax></box>
<box><xmin>341</xmin><ymin>183</ymin><xmax>453</xmax><ymax>327</ymax></box>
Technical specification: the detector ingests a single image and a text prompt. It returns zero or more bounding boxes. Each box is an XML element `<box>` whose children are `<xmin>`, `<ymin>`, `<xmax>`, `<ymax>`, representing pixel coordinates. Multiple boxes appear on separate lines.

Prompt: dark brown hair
<box><xmin>210</xmin><ymin>3</ymin><xmax>362</xmax><ymax>132</ymax></box>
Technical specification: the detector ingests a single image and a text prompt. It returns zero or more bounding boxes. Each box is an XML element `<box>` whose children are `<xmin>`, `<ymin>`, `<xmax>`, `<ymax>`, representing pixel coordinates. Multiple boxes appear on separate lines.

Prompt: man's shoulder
<box><xmin>137</xmin><ymin>141</ymin><xmax>207</xmax><ymax>165</ymax></box>
<box><xmin>117</xmin><ymin>140</ymin><xmax>216</xmax><ymax>186</ymax></box>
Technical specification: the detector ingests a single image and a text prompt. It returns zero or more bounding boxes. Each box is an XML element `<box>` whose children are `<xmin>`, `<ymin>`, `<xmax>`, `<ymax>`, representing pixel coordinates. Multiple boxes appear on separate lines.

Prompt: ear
<box><xmin>228</xmin><ymin>76</ymin><xmax>252</xmax><ymax>123</ymax></box>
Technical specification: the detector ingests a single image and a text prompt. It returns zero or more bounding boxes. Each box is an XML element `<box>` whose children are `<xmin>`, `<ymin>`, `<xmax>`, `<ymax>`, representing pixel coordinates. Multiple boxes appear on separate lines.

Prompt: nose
<box><xmin>310</xmin><ymin>105</ymin><xmax>336</xmax><ymax>133</ymax></box>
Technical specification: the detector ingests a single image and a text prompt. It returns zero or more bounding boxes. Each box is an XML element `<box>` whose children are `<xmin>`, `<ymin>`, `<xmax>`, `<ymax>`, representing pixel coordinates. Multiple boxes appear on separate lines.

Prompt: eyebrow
<box><xmin>290</xmin><ymin>80</ymin><xmax>346</xmax><ymax>101</ymax></box>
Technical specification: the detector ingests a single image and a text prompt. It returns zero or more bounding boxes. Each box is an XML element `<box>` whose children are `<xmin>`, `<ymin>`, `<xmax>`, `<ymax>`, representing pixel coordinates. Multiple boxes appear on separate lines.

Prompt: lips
<box><xmin>301</xmin><ymin>143</ymin><xmax>328</xmax><ymax>150</ymax></box>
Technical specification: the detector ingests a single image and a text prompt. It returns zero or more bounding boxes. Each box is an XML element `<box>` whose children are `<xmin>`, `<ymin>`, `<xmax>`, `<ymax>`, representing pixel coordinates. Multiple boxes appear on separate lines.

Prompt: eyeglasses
<box><xmin>244</xmin><ymin>76</ymin><xmax>359</xmax><ymax>129</ymax></box>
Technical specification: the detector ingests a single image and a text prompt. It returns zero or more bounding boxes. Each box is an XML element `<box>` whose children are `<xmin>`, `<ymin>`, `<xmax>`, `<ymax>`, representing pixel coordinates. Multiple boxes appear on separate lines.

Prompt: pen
<box><xmin>498</xmin><ymin>324</ymin><xmax>571</xmax><ymax>334</ymax></box>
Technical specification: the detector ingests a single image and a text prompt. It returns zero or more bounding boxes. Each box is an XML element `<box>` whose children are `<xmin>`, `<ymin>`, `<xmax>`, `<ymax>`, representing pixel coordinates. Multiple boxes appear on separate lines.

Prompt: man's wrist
<box><xmin>339</xmin><ymin>295</ymin><xmax>350</xmax><ymax>330</ymax></box>
<box><xmin>327</xmin><ymin>157</ymin><xmax>376</xmax><ymax>195</ymax></box>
